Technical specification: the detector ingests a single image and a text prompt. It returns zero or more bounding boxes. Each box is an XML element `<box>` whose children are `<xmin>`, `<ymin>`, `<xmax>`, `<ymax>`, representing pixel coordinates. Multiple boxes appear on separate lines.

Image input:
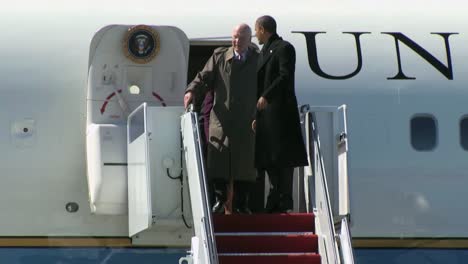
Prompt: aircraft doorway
<box><xmin>187</xmin><ymin>40</ymin><xmax>231</xmax><ymax>85</ymax></box>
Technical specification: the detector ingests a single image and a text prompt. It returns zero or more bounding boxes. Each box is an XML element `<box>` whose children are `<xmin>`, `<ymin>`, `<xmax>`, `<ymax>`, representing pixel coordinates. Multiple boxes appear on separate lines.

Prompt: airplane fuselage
<box><xmin>0</xmin><ymin>1</ymin><xmax>467</xmax><ymax>263</ymax></box>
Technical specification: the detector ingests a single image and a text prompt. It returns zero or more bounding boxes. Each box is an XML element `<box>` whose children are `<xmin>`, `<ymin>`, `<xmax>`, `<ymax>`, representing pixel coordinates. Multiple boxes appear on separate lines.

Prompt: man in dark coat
<box><xmin>253</xmin><ymin>15</ymin><xmax>308</xmax><ymax>213</ymax></box>
<box><xmin>184</xmin><ymin>24</ymin><xmax>258</xmax><ymax>214</ymax></box>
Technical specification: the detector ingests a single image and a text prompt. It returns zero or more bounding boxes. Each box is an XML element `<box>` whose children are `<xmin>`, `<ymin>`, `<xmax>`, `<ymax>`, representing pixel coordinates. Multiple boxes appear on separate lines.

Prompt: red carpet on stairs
<box><xmin>216</xmin><ymin>234</ymin><xmax>318</xmax><ymax>253</ymax></box>
<box><xmin>218</xmin><ymin>254</ymin><xmax>321</xmax><ymax>264</ymax></box>
<box><xmin>213</xmin><ymin>213</ymin><xmax>321</xmax><ymax>264</ymax></box>
<box><xmin>213</xmin><ymin>213</ymin><xmax>315</xmax><ymax>233</ymax></box>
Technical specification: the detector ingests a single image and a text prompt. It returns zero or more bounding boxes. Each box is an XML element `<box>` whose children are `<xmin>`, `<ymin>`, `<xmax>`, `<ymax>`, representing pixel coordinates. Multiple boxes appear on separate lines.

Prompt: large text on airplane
<box><xmin>294</xmin><ymin>32</ymin><xmax>457</xmax><ymax>80</ymax></box>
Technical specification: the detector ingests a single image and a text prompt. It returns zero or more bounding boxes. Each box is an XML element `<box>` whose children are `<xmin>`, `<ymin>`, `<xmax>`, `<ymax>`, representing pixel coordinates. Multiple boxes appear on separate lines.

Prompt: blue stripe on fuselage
<box><xmin>0</xmin><ymin>247</ymin><xmax>187</xmax><ymax>264</ymax></box>
<box><xmin>1</xmin><ymin>247</ymin><xmax>467</xmax><ymax>263</ymax></box>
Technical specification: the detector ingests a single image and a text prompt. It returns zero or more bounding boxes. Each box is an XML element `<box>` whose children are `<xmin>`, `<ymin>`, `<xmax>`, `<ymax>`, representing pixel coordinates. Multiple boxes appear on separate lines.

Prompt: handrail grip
<box><xmin>307</xmin><ymin>111</ymin><xmax>340</xmax><ymax>264</ymax></box>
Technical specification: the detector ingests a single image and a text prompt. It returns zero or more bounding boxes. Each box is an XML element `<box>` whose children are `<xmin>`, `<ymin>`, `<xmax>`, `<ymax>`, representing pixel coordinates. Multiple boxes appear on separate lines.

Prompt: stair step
<box><xmin>215</xmin><ymin>232</ymin><xmax>315</xmax><ymax>236</ymax></box>
<box><xmin>216</xmin><ymin>234</ymin><xmax>318</xmax><ymax>253</ymax></box>
<box><xmin>218</xmin><ymin>253</ymin><xmax>317</xmax><ymax>256</ymax></box>
<box><xmin>218</xmin><ymin>253</ymin><xmax>321</xmax><ymax>264</ymax></box>
<box><xmin>213</xmin><ymin>213</ymin><xmax>315</xmax><ymax>233</ymax></box>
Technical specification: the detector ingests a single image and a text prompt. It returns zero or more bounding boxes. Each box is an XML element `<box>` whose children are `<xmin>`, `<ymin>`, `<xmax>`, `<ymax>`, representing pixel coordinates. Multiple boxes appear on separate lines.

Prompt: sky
<box><xmin>2</xmin><ymin>0</ymin><xmax>465</xmax><ymax>16</ymax></box>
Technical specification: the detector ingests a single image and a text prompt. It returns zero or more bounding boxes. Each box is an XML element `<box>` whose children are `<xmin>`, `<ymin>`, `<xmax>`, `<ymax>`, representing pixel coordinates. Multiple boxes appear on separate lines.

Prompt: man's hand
<box><xmin>252</xmin><ymin>120</ymin><xmax>256</xmax><ymax>133</ymax></box>
<box><xmin>256</xmin><ymin>96</ymin><xmax>268</xmax><ymax>110</ymax></box>
<box><xmin>184</xmin><ymin>92</ymin><xmax>193</xmax><ymax>109</ymax></box>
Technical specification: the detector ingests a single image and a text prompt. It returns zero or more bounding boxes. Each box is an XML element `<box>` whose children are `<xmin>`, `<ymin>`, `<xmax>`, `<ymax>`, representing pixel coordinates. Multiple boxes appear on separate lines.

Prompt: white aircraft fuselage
<box><xmin>0</xmin><ymin>0</ymin><xmax>467</xmax><ymax>251</ymax></box>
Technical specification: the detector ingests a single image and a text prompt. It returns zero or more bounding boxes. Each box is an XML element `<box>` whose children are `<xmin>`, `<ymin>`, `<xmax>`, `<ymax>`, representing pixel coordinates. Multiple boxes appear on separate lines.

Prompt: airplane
<box><xmin>0</xmin><ymin>0</ymin><xmax>467</xmax><ymax>263</ymax></box>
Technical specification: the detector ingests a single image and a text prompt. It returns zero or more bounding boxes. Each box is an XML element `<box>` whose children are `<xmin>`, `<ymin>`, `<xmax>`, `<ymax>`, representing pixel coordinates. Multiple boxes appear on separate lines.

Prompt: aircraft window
<box><xmin>460</xmin><ymin>117</ymin><xmax>468</xmax><ymax>150</ymax></box>
<box><xmin>128</xmin><ymin>107</ymin><xmax>145</xmax><ymax>143</ymax></box>
<box><xmin>410</xmin><ymin>115</ymin><xmax>437</xmax><ymax>151</ymax></box>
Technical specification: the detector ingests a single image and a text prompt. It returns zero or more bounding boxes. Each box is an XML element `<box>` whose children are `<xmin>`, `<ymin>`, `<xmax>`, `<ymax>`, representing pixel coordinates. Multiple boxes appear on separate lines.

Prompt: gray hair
<box><xmin>234</xmin><ymin>23</ymin><xmax>252</xmax><ymax>37</ymax></box>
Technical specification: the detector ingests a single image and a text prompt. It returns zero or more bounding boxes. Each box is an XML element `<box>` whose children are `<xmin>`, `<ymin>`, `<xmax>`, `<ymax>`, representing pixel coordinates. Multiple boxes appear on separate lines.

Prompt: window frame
<box><xmin>459</xmin><ymin>115</ymin><xmax>468</xmax><ymax>151</ymax></box>
<box><xmin>410</xmin><ymin>114</ymin><xmax>438</xmax><ymax>152</ymax></box>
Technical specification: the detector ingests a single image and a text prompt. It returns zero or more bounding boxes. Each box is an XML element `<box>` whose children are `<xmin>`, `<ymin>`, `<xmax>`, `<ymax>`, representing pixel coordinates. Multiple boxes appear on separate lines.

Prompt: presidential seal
<box><xmin>123</xmin><ymin>25</ymin><xmax>160</xmax><ymax>64</ymax></box>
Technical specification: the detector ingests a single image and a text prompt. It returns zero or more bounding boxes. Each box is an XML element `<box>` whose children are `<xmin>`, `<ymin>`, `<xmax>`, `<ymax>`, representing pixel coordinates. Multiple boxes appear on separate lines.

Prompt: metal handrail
<box><xmin>308</xmin><ymin>111</ymin><xmax>340</xmax><ymax>264</ymax></box>
<box><xmin>301</xmin><ymin>105</ymin><xmax>354</xmax><ymax>264</ymax></box>
<box><xmin>190</xmin><ymin>111</ymin><xmax>218</xmax><ymax>264</ymax></box>
<box><xmin>180</xmin><ymin>110</ymin><xmax>218</xmax><ymax>264</ymax></box>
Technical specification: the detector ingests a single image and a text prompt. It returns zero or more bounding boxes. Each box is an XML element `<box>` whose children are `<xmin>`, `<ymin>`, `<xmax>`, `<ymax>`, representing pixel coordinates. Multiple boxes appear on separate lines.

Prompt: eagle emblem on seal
<box><xmin>123</xmin><ymin>25</ymin><xmax>160</xmax><ymax>64</ymax></box>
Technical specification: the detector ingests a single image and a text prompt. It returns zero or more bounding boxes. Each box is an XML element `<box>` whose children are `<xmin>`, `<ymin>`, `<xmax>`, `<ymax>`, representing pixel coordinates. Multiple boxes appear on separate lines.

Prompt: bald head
<box><xmin>232</xmin><ymin>23</ymin><xmax>252</xmax><ymax>53</ymax></box>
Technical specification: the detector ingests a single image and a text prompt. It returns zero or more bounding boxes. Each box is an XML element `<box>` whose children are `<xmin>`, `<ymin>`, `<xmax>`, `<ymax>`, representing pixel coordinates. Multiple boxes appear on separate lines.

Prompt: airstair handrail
<box><xmin>180</xmin><ymin>109</ymin><xmax>218</xmax><ymax>264</ymax></box>
<box><xmin>300</xmin><ymin>105</ymin><xmax>354</xmax><ymax>264</ymax></box>
<box><xmin>306</xmin><ymin>110</ymin><xmax>340</xmax><ymax>264</ymax></box>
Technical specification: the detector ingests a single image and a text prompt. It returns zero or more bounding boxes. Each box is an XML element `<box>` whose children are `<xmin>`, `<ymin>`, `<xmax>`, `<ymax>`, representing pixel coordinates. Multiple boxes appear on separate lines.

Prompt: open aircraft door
<box><xmin>86</xmin><ymin>24</ymin><xmax>192</xmax><ymax>243</ymax></box>
<box><xmin>86</xmin><ymin>25</ymin><xmax>189</xmax><ymax>218</ymax></box>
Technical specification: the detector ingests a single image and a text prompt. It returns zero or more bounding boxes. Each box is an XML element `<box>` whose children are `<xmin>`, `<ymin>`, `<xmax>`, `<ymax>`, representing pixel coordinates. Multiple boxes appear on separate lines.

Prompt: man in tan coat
<box><xmin>184</xmin><ymin>24</ymin><xmax>258</xmax><ymax>214</ymax></box>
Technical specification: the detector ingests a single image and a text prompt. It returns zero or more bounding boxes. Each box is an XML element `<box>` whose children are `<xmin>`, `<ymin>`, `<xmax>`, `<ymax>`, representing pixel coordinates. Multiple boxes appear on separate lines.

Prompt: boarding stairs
<box><xmin>180</xmin><ymin>105</ymin><xmax>354</xmax><ymax>264</ymax></box>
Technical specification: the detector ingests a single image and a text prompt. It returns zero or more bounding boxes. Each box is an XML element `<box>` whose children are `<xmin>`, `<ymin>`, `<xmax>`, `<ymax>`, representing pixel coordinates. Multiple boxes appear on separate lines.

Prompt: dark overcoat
<box><xmin>186</xmin><ymin>46</ymin><xmax>258</xmax><ymax>182</ymax></box>
<box><xmin>255</xmin><ymin>34</ymin><xmax>308</xmax><ymax>169</ymax></box>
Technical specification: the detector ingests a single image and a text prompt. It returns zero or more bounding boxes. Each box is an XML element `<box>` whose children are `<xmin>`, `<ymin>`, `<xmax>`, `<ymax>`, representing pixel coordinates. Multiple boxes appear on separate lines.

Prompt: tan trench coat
<box><xmin>186</xmin><ymin>46</ymin><xmax>258</xmax><ymax>182</ymax></box>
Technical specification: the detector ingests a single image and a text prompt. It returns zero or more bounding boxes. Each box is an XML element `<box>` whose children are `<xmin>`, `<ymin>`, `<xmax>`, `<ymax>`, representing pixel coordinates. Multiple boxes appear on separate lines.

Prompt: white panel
<box><xmin>124</xmin><ymin>66</ymin><xmax>153</xmax><ymax>101</ymax></box>
<box><xmin>127</xmin><ymin>104</ymin><xmax>152</xmax><ymax>237</ymax></box>
<box><xmin>127</xmin><ymin>104</ymin><xmax>193</xmax><ymax>244</ymax></box>
<box><xmin>147</xmin><ymin>106</ymin><xmax>186</xmax><ymax>218</ymax></box>
<box><xmin>86</xmin><ymin>124</ymin><xmax>127</xmax><ymax>215</ymax></box>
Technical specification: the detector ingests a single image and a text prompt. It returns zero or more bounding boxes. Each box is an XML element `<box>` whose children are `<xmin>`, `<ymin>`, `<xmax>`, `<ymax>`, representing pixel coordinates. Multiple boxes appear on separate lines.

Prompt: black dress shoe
<box><xmin>210</xmin><ymin>180</ymin><xmax>227</xmax><ymax>214</ymax></box>
<box><xmin>265</xmin><ymin>191</ymin><xmax>281</xmax><ymax>213</ymax></box>
<box><xmin>212</xmin><ymin>200</ymin><xmax>225</xmax><ymax>214</ymax></box>
<box><xmin>273</xmin><ymin>195</ymin><xmax>293</xmax><ymax>213</ymax></box>
<box><xmin>266</xmin><ymin>193</ymin><xmax>293</xmax><ymax>213</ymax></box>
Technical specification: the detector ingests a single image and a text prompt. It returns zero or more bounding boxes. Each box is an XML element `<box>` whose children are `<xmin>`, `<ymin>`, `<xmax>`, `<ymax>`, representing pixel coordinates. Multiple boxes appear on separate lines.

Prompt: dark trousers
<box><xmin>264</xmin><ymin>167</ymin><xmax>294</xmax><ymax>213</ymax></box>
<box><xmin>249</xmin><ymin>171</ymin><xmax>266</xmax><ymax>213</ymax></box>
<box><xmin>233</xmin><ymin>181</ymin><xmax>251</xmax><ymax>213</ymax></box>
<box><xmin>209</xmin><ymin>178</ymin><xmax>252</xmax><ymax>214</ymax></box>
<box><xmin>209</xmin><ymin>179</ymin><xmax>227</xmax><ymax>208</ymax></box>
